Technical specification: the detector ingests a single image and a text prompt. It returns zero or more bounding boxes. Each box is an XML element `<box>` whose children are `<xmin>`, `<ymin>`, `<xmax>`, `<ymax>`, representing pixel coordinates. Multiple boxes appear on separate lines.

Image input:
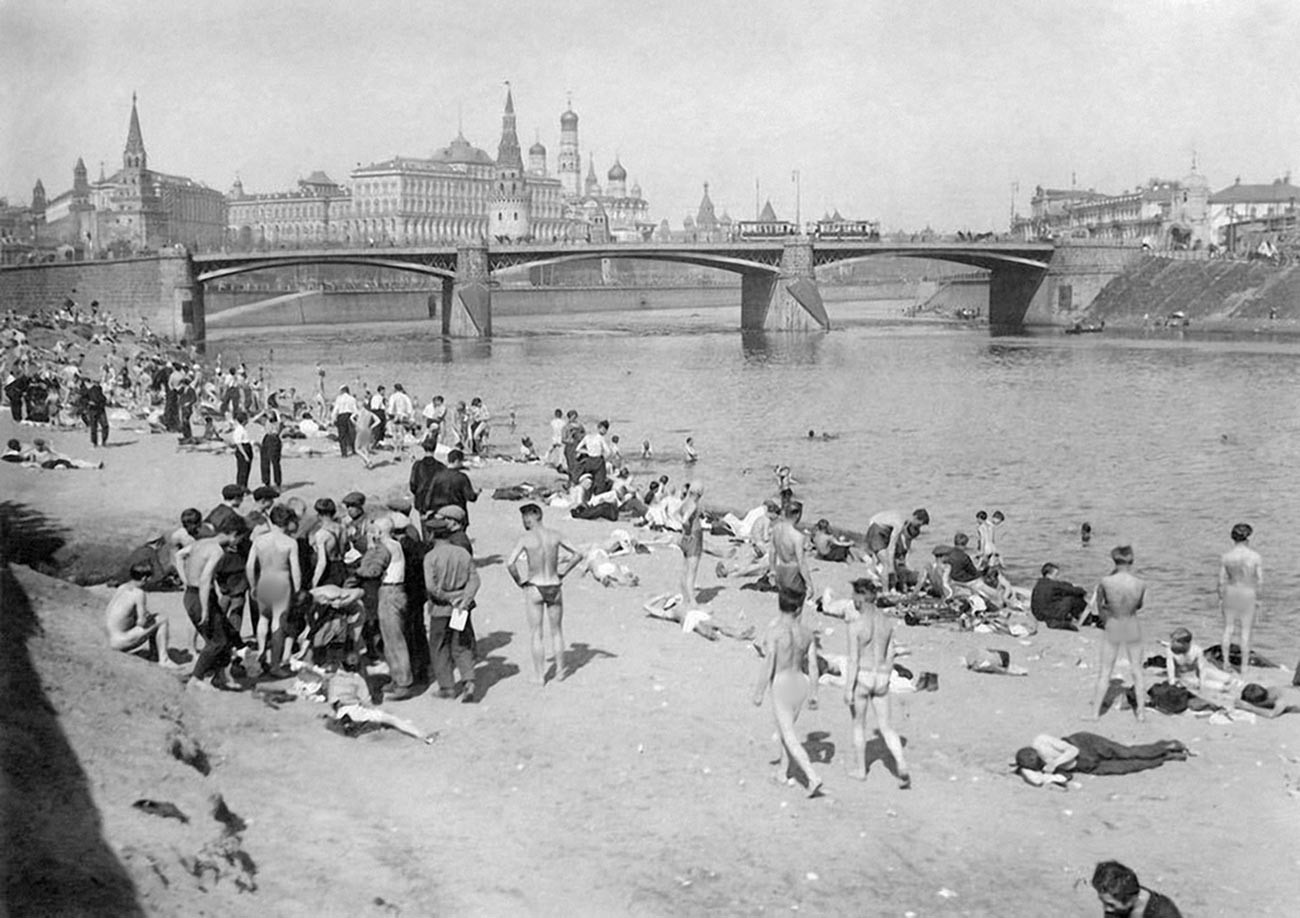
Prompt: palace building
<box><xmin>225</xmin><ymin>89</ymin><xmax>649</xmax><ymax>247</ymax></box>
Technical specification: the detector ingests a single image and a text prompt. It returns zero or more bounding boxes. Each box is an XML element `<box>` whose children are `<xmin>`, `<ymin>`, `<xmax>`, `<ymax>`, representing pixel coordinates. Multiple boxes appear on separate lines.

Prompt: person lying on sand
<box><xmin>1236</xmin><ymin>683</ymin><xmax>1300</xmax><ymax>719</ymax></box>
<box><xmin>643</xmin><ymin>592</ymin><xmax>754</xmax><ymax>642</ymax></box>
<box><xmin>1014</xmin><ymin>733</ymin><xmax>1189</xmax><ymax>787</ymax></box>
<box><xmin>290</xmin><ymin>659</ymin><xmax>436</xmax><ymax>744</ymax></box>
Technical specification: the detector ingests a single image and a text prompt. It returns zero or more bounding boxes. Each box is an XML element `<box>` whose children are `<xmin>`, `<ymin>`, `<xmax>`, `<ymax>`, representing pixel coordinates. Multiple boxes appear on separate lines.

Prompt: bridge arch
<box><xmin>195</xmin><ymin>254</ymin><xmax>456</xmax><ymax>285</ymax></box>
<box><xmin>490</xmin><ymin>249</ymin><xmax>781</xmax><ymax>278</ymax></box>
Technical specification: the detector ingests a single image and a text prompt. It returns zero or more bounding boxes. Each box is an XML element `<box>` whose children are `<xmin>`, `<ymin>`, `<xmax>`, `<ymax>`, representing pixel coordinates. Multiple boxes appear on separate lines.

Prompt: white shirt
<box><xmin>550</xmin><ymin>417</ymin><xmax>565</xmax><ymax>446</ymax></box>
<box><xmin>577</xmin><ymin>431</ymin><xmax>610</xmax><ymax>459</ymax></box>
<box><xmin>370</xmin><ymin>393</ymin><xmax>387</xmax><ymax>411</ymax></box>
<box><xmin>387</xmin><ymin>391</ymin><xmax>413</xmax><ymax>420</ymax></box>
<box><xmin>333</xmin><ymin>392</ymin><xmax>358</xmax><ymax>416</ymax></box>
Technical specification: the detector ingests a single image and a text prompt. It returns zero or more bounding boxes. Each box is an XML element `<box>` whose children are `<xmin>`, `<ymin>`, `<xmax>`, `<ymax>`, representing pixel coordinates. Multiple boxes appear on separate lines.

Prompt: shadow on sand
<box><xmin>1</xmin><ymin>509</ymin><xmax>144</xmax><ymax>916</ymax></box>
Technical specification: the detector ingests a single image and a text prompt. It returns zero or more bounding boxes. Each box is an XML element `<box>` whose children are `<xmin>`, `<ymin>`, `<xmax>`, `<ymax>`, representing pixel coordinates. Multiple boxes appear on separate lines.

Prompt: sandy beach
<box><xmin>3</xmin><ymin>415</ymin><xmax>1299</xmax><ymax>917</ymax></box>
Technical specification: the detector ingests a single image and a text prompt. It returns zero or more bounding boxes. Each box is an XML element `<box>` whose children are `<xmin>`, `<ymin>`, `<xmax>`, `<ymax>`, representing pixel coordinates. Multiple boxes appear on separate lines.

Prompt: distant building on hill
<box><xmin>1013</xmin><ymin>165</ymin><xmax>1211</xmax><ymax>249</ymax></box>
<box><xmin>1207</xmin><ymin>175</ymin><xmax>1298</xmax><ymax>251</ymax></box>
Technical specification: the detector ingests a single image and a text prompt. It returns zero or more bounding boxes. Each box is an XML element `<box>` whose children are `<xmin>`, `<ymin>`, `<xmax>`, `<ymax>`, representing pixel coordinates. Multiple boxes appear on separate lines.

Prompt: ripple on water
<box><xmin>215</xmin><ymin>312</ymin><xmax>1300</xmax><ymax>658</ymax></box>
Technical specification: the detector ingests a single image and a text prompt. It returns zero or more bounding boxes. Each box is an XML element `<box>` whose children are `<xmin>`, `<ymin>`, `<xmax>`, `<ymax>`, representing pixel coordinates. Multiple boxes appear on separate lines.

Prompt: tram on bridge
<box><xmin>735</xmin><ymin>218</ymin><xmax>881</xmax><ymax>241</ymax></box>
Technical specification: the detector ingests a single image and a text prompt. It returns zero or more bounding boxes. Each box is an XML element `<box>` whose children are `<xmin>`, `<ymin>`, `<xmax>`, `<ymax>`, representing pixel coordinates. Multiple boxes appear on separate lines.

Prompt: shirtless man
<box><xmin>246</xmin><ymin>504</ymin><xmax>302</xmax><ymax>675</ymax></box>
<box><xmin>178</xmin><ymin>517</ymin><xmax>246</xmax><ymax>689</ymax></box>
<box><xmin>770</xmin><ymin>499</ymin><xmax>814</xmax><ymax>606</ymax></box>
<box><xmin>843</xmin><ymin>578</ymin><xmax>910</xmax><ymax>787</ymax></box>
<box><xmin>1218</xmin><ymin>522</ymin><xmax>1263</xmax><ymax>679</ymax></box>
<box><xmin>506</xmin><ymin>503</ymin><xmax>583</xmax><ymax>685</ymax></box>
<box><xmin>1087</xmin><ymin>545</ymin><xmax>1147</xmax><ymax>721</ymax></box>
<box><xmin>166</xmin><ymin>508</ymin><xmax>207</xmax><ymax>577</ymax></box>
<box><xmin>752</xmin><ymin>588</ymin><xmax>823</xmax><ymax>796</ymax></box>
<box><xmin>310</xmin><ymin>498</ymin><xmax>347</xmax><ymax>588</ymax></box>
<box><xmin>105</xmin><ymin>561</ymin><xmax>178</xmax><ymax>667</ymax></box>
<box><xmin>865</xmin><ymin>509</ymin><xmax>929</xmax><ymax>592</ymax></box>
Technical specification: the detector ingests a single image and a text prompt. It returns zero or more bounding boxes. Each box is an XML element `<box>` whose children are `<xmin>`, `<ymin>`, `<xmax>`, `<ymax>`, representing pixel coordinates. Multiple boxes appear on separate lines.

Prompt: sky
<box><xmin>2</xmin><ymin>0</ymin><xmax>1298</xmax><ymax>232</ymax></box>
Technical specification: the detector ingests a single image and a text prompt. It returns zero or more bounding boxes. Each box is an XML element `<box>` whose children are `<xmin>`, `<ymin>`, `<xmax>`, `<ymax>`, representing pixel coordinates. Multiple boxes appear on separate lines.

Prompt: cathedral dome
<box><xmin>561</xmin><ymin>107</ymin><xmax>578</xmax><ymax>129</ymax></box>
<box><xmin>530</xmin><ymin>139</ymin><xmax>547</xmax><ymax>156</ymax></box>
<box><xmin>431</xmin><ymin>133</ymin><xmax>493</xmax><ymax>166</ymax></box>
<box><xmin>607</xmin><ymin>159</ymin><xmax>627</xmax><ymax>182</ymax></box>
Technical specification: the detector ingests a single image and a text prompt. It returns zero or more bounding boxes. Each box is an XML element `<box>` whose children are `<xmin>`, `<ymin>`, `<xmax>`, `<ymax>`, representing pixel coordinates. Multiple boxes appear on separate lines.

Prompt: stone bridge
<box><xmin>189</xmin><ymin>239</ymin><xmax>1058</xmax><ymax>340</ymax></box>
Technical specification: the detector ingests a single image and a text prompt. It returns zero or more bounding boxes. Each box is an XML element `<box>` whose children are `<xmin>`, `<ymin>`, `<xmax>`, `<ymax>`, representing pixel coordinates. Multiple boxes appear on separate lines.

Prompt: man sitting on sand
<box><xmin>105</xmin><ymin>561</ymin><xmax>179</xmax><ymax>667</ymax></box>
<box><xmin>1030</xmin><ymin>562</ymin><xmax>1091</xmax><ymax>630</ymax></box>
<box><xmin>1087</xmin><ymin>545</ymin><xmax>1148</xmax><ymax>722</ymax></box>
<box><xmin>752</xmin><ymin>587</ymin><xmax>823</xmax><ymax>796</ymax></box>
<box><xmin>809</xmin><ymin>518</ymin><xmax>857</xmax><ymax>563</ymax></box>
<box><xmin>506</xmin><ymin>503</ymin><xmax>583</xmax><ymax>686</ymax></box>
<box><xmin>1090</xmin><ymin>859</ymin><xmax>1183</xmax><ymax>917</ymax></box>
<box><xmin>716</xmin><ymin>500</ymin><xmax>779</xmax><ymax>581</ymax></box>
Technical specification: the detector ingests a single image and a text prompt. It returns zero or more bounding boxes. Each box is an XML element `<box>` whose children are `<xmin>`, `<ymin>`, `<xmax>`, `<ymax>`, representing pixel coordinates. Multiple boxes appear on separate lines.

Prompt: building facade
<box><xmin>1013</xmin><ymin>169</ymin><xmax>1210</xmax><ymax>248</ymax></box>
<box><xmin>223</xmin><ymin>89</ymin><xmax>649</xmax><ymax>248</ymax></box>
<box><xmin>226</xmin><ymin>172</ymin><xmax>351</xmax><ymax>248</ymax></box>
<box><xmin>1207</xmin><ymin>176</ymin><xmax>1298</xmax><ymax>251</ymax></box>
<box><xmin>24</xmin><ymin>95</ymin><xmax>226</xmax><ymax>256</ymax></box>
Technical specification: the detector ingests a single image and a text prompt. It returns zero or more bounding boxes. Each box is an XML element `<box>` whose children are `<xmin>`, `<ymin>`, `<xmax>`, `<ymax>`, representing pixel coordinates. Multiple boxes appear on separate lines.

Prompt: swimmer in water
<box><xmin>684</xmin><ymin>436</ymin><xmax>698</xmax><ymax>464</ymax></box>
<box><xmin>1081</xmin><ymin>522</ymin><xmax>1092</xmax><ymax>545</ymax></box>
<box><xmin>641</xmin><ymin>439</ymin><xmax>652</xmax><ymax>460</ymax></box>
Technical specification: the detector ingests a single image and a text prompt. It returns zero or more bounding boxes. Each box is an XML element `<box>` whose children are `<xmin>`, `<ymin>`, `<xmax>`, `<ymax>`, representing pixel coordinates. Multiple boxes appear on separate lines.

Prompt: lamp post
<box><xmin>791</xmin><ymin>169</ymin><xmax>801</xmax><ymax>233</ymax></box>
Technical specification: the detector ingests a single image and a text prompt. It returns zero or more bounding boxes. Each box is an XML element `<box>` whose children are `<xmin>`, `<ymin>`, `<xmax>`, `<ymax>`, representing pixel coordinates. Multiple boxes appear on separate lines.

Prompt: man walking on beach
<box><xmin>843</xmin><ymin>578</ymin><xmax>910</xmax><ymax>788</ymax></box>
<box><xmin>1218</xmin><ymin>522</ymin><xmax>1263</xmax><ymax>680</ymax></box>
<box><xmin>506</xmin><ymin>503</ymin><xmax>583</xmax><ymax>685</ymax></box>
<box><xmin>179</xmin><ymin>517</ymin><xmax>246</xmax><ymax>690</ymax></box>
<box><xmin>333</xmin><ymin>385</ymin><xmax>357</xmax><ymax>457</ymax></box>
<box><xmin>1087</xmin><ymin>545</ymin><xmax>1148</xmax><ymax>721</ymax></box>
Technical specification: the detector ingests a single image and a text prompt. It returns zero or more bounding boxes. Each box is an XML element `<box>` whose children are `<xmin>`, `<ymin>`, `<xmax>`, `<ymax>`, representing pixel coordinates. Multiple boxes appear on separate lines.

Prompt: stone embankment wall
<box><xmin>1083</xmin><ymin>256</ymin><xmax>1300</xmax><ymax>322</ymax></box>
<box><xmin>0</xmin><ymin>255</ymin><xmax>191</xmax><ymax>338</ymax></box>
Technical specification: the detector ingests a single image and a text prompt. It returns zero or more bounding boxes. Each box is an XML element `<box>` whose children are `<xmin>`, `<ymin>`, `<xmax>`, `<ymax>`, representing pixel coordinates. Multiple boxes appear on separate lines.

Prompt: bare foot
<box><xmin>845</xmin><ymin>765</ymin><xmax>868</xmax><ymax>781</ymax></box>
<box><xmin>1135</xmin><ymin>710</ymin><xmax>1147</xmax><ymax>723</ymax></box>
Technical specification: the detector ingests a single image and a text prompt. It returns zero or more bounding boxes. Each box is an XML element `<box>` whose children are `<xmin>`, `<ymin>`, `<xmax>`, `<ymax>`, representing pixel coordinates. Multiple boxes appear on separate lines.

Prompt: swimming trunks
<box><xmin>865</xmin><ymin>523</ymin><xmax>892</xmax><ymax>554</ymax></box>
<box><xmin>527</xmin><ymin>583</ymin><xmax>563</xmax><ymax>605</ymax></box>
<box><xmin>1103</xmin><ymin>615</ymin><xmax>1142</xmax><ymax>645</ymax></box>
<box><xmin>853</xmin><ymin>669</ymin><xmax>892</xmax><ymax>699</ymax></box>
<box><xmin>773</xmin><ymin>561</ymin><xmax>807</xmax><ymax>600</ymax></box>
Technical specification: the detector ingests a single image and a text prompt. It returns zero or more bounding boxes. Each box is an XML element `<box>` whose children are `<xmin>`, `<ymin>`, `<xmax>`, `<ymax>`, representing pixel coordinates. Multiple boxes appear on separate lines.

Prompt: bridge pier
<box><xmin>175</xmin><ymin>256</ymin><xmax>206</xmax><ymax>351</ymax></box>
<box><xmin>987</xmin><ymin>263</ymin><xmax>1049</xmax><ymax>326</ymax></box>
<box><xmin>443</xmin><ymin>244</ymin><xmax>492</xmax><ymax>337</ymax></box>
<box><xmin>740</xmin><ymin>238</ymin><xmax>830</xmax><ymax>331</ymax></box>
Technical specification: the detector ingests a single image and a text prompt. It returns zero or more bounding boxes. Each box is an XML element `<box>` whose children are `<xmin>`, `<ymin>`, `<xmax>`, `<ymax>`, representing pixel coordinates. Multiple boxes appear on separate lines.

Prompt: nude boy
<box><xmin>1218</xmin><ymin>522</ymin><xmax>1263</xmax><ymax>679</ymax></box>
<box><xmin>506</xmin><ymin>503</ymin><xmax>582</xmax><ymax>685</ymax></box>
<box><xmin>843</xmin><ymin>578</ymin><xmax>910</xmax><ymax>787</ymax></box>
<box><xmin>246</xmin><ymin>504</ymin><xmax>302</xmax><ymax>675</ymax></box>
<box><xmin>105</xmin><ymin>561</ymin><xmax>178</xmax><ymax>667</ymax></box>
<box><xmin>752</xmin><ymin>588</ymin><xmax>823</xmax><ymax>796</ymax></box>
<box><xmin>179</xmin><ymin>518</ymin><xmax>245</xmax><ymax>689</ymax></box>
<box><xmin>1087</xmin><ymin>545</ymin><xmax>1147</xmax><ymax>721</ymax></box>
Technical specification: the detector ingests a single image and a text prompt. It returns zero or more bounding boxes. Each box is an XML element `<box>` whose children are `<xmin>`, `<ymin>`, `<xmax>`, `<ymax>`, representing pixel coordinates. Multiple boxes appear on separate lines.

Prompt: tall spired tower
<box><xmin>557</xmin><ymin>97</ymin><xmax>581</xmax><ymax>198</ymax></box>
<box><xmin>489</xmin><ymin>85</ymin><xmax>531</xmax><ymax>240</ymax></box>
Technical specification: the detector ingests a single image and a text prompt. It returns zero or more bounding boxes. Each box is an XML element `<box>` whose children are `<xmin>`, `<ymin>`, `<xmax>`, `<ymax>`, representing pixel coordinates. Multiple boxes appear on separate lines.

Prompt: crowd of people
<box><xmin>13</xmin><ymin>304</ymin><xmax>1290</xmax><ymax>914</ymax></box>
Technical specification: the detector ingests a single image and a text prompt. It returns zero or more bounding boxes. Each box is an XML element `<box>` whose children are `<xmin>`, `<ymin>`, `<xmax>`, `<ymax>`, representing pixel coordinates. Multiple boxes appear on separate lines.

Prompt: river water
<box><xmin>213</xmin><ymin>302</ymin><xmax>1300</xmax><ymax>660</ymax></box>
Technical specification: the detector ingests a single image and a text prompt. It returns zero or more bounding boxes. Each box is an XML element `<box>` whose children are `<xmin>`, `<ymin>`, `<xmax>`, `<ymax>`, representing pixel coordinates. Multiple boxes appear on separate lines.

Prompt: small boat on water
<box><xmin>1065</xmin><ymin>319</ymin><xmax>1105</xmax><ymax>335</ymax></box>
